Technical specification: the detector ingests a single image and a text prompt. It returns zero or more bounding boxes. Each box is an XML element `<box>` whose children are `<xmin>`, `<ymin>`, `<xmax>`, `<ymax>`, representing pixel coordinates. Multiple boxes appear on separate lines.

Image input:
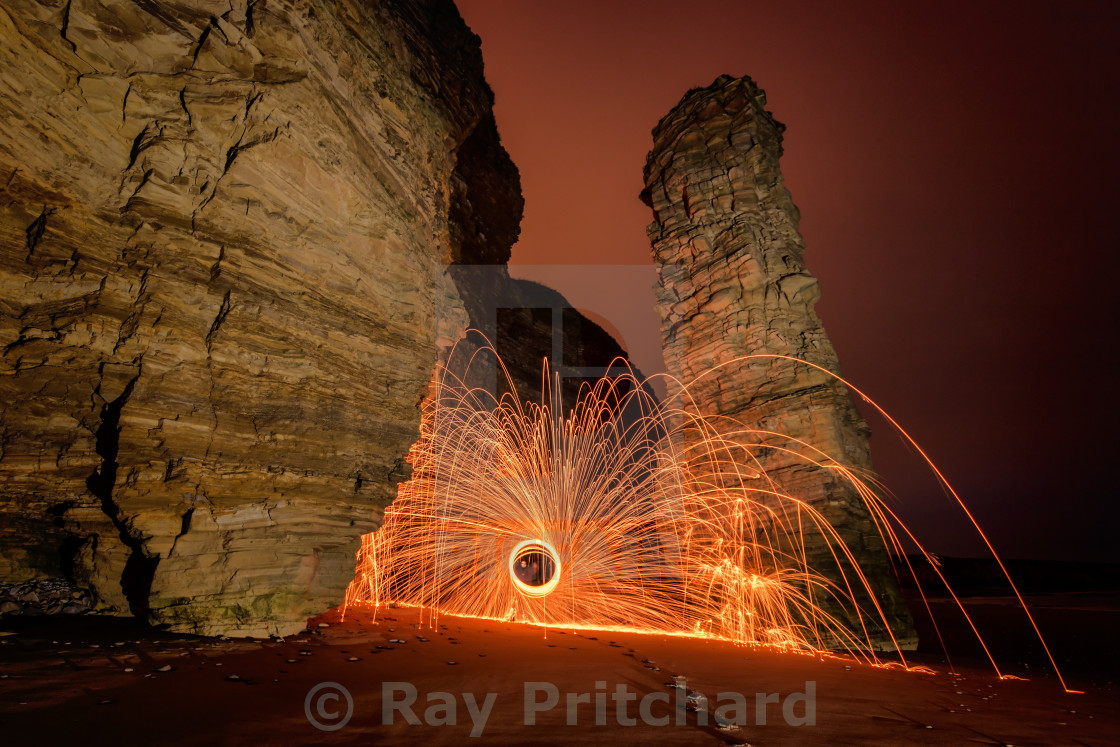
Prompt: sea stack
<box><xmin>642</xmin><ymin>74</ymin><xmax>914</xmax><ymax>646</ymax></box>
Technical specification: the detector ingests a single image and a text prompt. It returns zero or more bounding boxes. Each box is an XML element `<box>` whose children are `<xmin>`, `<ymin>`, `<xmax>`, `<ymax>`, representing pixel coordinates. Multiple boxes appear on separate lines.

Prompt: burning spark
<box><xmin>345</xmin><ymin>346</ymin><xmax>1070</xmax><ymax>690</ymax></box>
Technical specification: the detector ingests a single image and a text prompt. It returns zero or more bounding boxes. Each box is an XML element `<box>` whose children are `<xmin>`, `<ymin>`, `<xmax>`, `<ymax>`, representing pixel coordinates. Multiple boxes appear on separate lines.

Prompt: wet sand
<box><xmin>1</xmin><ymin>594</ymin><xmax>1117</xmax><ymax>745</ymax></box>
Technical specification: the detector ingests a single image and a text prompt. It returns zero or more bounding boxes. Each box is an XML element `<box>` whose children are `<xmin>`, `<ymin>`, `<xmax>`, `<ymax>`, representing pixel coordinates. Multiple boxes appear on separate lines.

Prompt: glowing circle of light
<box><xmin>508</xmin><ymin>539</ymin><xmax>561</xmax><ymax>597</ymax></box>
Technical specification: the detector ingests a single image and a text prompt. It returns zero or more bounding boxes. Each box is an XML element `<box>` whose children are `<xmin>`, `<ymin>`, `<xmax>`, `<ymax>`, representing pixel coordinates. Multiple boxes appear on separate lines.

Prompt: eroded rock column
<box><xmin>643</xmin><ymin>75</ymin><xmax>913</xmax><ymax>645</ymax></box>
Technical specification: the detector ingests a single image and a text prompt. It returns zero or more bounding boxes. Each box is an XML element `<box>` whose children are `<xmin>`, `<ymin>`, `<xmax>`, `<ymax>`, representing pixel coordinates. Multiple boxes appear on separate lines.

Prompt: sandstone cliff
<box><xmin>642</xmin><ymin>75</ymin><xmax>914</xmax><ymax>644</ymax></box>
<box><xmin>0</xmin><ymin>0</ymin><xmax>509</xmax><ymax>636</ymax></box>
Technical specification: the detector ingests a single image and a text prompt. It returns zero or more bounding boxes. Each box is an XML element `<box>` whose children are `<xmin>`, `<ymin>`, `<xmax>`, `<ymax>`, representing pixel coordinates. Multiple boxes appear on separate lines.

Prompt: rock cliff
<box><xmin>0</xmin><ymin>0</ymin><xmax>509</xmax><ymax>636</ymax></box>
<box><xmin>642</xmin><ymin>75</ymin><xmax>914</xmax><ymax>645</ymax></box>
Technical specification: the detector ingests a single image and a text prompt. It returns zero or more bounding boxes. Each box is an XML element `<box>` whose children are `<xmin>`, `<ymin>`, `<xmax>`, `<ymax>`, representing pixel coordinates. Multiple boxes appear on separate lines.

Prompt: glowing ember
<box><xmin>345</xmin><ymin>346</ymin><xmax>1070</xmax><ymax>689</ymax></box>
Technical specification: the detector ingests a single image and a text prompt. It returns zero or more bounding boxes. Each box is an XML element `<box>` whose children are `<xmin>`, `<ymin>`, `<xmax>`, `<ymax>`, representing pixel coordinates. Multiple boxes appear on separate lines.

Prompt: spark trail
<box><xmin>345</xmin><ymin>346</ymin><xmax>1069</xmax><ymax>689</ymax></box>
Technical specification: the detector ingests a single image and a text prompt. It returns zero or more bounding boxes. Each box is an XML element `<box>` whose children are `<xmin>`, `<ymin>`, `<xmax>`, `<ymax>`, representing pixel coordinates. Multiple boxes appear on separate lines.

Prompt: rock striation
<box><xmin>0</xmin><ymin>0</ymin><xmax>512</xmax><ymax>636</ymax></box>
<box><xmin>642</xmin><ymin>75</ymin><xmax>914</xmax><ymax>645</ymax></box>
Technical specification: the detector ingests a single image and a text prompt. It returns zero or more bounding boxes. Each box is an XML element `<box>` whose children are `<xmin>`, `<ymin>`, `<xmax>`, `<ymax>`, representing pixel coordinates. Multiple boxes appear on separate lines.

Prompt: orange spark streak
<box><xmin>344</xmin><ymin>346</ymin><xmax>1072</xmax><ymax>691</ymax></box>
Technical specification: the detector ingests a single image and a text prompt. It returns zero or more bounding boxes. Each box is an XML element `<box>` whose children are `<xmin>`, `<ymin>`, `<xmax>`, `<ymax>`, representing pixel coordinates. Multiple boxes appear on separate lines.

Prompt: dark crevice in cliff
<box><xmin>59</xmin><ymin>0</ymin><xmax>76</xmax><ymax>52</ymax></box>
<box><xmin>245</xmin><ymin>0</ymin><xmax>258</xmax><ymax>38</ymax></box>
<box><xmin>223</xmin><ymin>126</ymin><xmax>278</xmax><ymax>175</ymax></box>
<box><xmin>179</xmin><ymin>87</ymin><xmax>192</xmax><ymax>127</ymax></box>
<box><xmin>126</xmin><ymin>124</ymin><xmax>151</xmax><ymax>171</ymax></box>
<box><xmin>189</xmin><ymin>22</ymin><xmax>212</xmax><ymax>68</ymax></box>
<box><xmin>85</xmin><ymin>365</ymin><xmax>158</xmax><ymax>620</ymax></box>
<box><xmin>57</xmin><ymin>532</ymin><xmax>86</xmax><ymax>582</ymax></box>
<box><xmin>207</xmin><ymin>15</ymin><xmax>227</xmax><ymax>45</ymax></box>
<box><xmin>206</xmin><ymin>289</ymin><xmax>232</xmax><ymax>353</ymax></box>
<box><xmin>25</xmin><ymin>206</ymin><xmax>54</xmax><ymax>258</ymax></box>
<box><xmin>167</xmin><ymin>508</ymin><xmax>194</xmax><ymax>558</ymax></box>
<box><xmin>177</xmin><ymin>508</ymin><xmax>193</xmax><ymax>539</ymax></box>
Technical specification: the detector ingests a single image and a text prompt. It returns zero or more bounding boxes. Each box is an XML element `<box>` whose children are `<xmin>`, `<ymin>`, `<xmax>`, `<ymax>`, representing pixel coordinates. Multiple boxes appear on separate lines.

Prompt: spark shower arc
<box><xmin>345</xmin><ymin>344</ymin><xmax>1070</xmax><ymax>690</ymax></box>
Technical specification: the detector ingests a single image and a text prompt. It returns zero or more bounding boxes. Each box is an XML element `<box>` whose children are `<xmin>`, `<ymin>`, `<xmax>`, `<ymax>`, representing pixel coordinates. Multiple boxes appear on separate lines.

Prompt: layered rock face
<box><xmin>643</xmin><ymin>75</ymin><xmax>913</xmax><ymax>644</ymax></box>
<box><xmin>0</xmin><ymin>0</ymin><xmax>509</xmax><ymax>636</ymax></box>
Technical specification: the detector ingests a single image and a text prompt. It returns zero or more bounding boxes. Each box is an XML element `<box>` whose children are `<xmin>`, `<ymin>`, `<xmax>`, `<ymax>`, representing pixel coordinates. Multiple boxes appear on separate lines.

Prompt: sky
<box><xmin>455</xmin><ymin>0</ymin><xmax>1119</xmax><ymax>562</ymax></box>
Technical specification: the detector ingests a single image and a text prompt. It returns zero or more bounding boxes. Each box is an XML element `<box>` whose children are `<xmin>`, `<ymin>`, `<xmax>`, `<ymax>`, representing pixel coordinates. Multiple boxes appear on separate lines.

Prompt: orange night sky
<box><xmin>455</xmin><ymin>0</ymin><xmax>1119</xmax><ymax>562</ymax></box>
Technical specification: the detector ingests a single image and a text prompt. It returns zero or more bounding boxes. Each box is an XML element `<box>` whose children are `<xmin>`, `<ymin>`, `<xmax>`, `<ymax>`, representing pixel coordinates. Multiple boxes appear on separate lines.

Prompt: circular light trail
<box><xmin>509</xmin><ymin>539</ymin><xmax>561</xmax><ymax>597</ymax></box>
